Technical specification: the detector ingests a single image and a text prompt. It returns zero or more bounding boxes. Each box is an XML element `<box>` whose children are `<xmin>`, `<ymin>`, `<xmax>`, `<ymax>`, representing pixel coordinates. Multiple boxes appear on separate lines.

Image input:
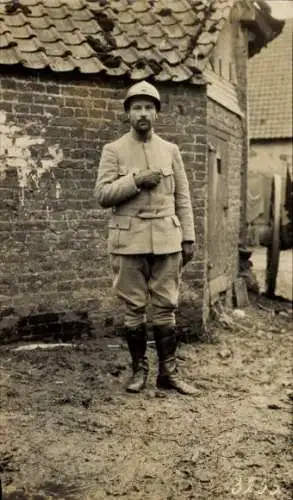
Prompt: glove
<box><xmin>134</xmin><ymin>170</ymin><xmax>162</xmax><ymax>189</ymax></box>
<box><xmin>182</xmin><ymin>241</ymin><xmax>195</xmax><ymax>266</ymax></box>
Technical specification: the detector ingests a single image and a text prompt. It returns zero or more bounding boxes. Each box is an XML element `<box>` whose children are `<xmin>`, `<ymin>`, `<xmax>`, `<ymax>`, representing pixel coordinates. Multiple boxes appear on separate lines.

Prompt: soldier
<box><xmin>94</xmin><ymin>80</ymin><xmax>199</xmax><ymax>395</ymax></box>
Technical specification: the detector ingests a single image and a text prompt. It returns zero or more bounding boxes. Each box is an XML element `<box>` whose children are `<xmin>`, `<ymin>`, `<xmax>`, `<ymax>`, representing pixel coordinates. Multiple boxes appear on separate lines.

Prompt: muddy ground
<box><xmin>1</xmin><ymin>248</ymin><xmax>293</xmax><ymax>500</ymax></box>
<box><xmin>1</xmin><ymin>287</ymin><xmax>292</xmax><ymax>500</ymax></box>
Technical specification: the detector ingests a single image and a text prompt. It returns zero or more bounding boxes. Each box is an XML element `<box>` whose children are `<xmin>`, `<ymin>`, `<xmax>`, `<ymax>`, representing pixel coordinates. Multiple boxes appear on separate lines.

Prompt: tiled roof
<box><xmin>0</xmin><ymin>0</ymin><xmax>237</xmax><ymax>83</ymax></box>
<box><xmin>248</xmin><ymin>19</ymin><xmax>293</xmax><ymax>139</ymax></box>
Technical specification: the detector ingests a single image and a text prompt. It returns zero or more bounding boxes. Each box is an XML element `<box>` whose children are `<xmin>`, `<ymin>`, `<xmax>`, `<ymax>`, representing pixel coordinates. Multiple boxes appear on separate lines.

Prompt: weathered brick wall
<box><xmin>206</xmin><ymin>23</ymin><xmax>248</xmax><ymax>304</ymax></box>
<box><xmin>207</xmin><ymin>100</ymin><xmax>243</xmax><ymax>283</ymax></box>
<box><xmin>0</xmin><ymin>67</ymin><xmax>208</xmax><ymax>331</ymax></box>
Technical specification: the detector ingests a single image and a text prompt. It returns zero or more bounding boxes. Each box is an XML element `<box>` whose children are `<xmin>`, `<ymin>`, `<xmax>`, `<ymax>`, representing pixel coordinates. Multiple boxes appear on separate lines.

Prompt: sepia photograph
<box><xmin>0</xmin><ymin>0</ymin><xmax>292</xmax><ymax>498</ymax></box>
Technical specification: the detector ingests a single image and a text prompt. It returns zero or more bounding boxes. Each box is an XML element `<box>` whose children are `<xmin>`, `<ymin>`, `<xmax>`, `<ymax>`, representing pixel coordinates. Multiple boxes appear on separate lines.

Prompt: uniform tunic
<box><xmin>95</xmin><ymin>131</ymin><xmax>195</xmax><ymax>254</ymax></box>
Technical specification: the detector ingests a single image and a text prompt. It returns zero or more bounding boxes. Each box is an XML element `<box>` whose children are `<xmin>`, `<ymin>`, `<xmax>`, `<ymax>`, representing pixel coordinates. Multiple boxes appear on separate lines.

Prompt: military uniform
<box><xmin>94</xmin><ymin>81</ymin><xmax>199</xmax><ymax>396</ymax></box>
<box><xmin>95</xmin><ymin>130</ymin><xmax>195</xmax><ymax>327</ymax></box>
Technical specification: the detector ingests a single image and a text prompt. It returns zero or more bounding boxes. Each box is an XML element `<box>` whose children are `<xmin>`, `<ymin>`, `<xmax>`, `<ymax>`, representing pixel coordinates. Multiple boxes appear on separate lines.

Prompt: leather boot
<box><xmin>153</xmin><ymin>325</ymin><xmax>200</xmax><ymax>396</ymax></box>
<box><xmin>125</xmin><ymin>324</ymin><xmax>148</xmax><ymax>393</ymax></box>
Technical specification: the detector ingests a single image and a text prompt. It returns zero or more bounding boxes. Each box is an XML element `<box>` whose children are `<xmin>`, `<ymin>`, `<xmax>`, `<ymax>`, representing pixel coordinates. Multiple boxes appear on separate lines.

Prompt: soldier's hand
<box><xmin>134</xmin><ymin>170</ymin><xmax>162</xmax><ymax>189</ymax></box>
<box><xmin>182</xmin><ymin>241</ymin><xmax>195</xmax><ymax>266</ymax></box>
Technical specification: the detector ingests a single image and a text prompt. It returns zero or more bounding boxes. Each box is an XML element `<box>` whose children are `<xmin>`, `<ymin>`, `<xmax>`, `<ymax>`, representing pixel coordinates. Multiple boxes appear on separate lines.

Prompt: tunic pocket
<box><xmin>171</xmin><ymin>215</ymin><xmax>181</xmax><ymax>228</ymax></box>
<box><xmin>171</xmin><ymin>215</ymin><xmax>182</xmax><ymax>239</ymax></box>
<box><xmin>109</xmin><ymin>216</ymin><xmax>131</xmax><ymax>249</ymax></box>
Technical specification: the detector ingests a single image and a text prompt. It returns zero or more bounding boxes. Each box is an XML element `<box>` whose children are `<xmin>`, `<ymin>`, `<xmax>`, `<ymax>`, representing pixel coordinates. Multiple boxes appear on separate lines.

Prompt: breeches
<box><xmin>110</xmin><ymin>253</ymin><xmax>182</xmax><ymax>328</ymax></box>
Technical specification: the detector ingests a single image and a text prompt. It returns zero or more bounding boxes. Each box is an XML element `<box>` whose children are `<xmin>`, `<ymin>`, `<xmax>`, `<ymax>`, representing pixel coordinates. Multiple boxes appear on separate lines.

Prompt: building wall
<box><xmin>208</xmin><ymin>21</ymin><xmax>249</xmax><ymax>241</ymax></box>
<box><xmin>0</xmin><ymin>68</ymin><xmax>208</xmax><ymax>328</ymax></box>
<box><xmin>207</xmin><ymin>99</ymin><xmax>243</xmax><ymax>290</ymax></box>
<box><xmin>205</xmin><ymin>22</ymin><xmax>248</xmax><ymax>306</ymax></box>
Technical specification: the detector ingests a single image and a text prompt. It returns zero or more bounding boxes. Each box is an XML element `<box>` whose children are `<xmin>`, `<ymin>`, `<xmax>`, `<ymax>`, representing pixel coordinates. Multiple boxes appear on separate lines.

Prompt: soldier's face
<box><xmin>128</xmin><ymin>98</ymin><xmax>157</xmax><ymax>133</ymax></box>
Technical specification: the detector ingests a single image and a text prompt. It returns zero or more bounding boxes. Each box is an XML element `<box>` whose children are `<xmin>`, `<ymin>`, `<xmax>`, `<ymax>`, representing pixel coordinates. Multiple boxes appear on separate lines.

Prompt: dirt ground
<box><xmin>1</xmin><ymin>254</ymin><xmax>292</xmax><ymax>499</ymax></box>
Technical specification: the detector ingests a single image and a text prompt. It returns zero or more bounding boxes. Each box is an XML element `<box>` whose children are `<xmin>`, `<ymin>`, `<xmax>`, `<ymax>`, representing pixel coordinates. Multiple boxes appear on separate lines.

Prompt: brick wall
<box><xmin>207</xmin><ymin>99</ymin><xmax>243</xmax><ymax>284</ymax></box>
<box><xmin>0</xmin><ymin>67</ymin><xmax>208</xmax><ymax>331</ymax></box>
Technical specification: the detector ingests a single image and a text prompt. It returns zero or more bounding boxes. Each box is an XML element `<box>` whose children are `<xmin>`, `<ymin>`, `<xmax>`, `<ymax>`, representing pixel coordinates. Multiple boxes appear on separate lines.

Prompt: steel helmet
<box><xmin>123</xmin><ymin>80</ymin><xmax>161</xmax><ymax>112</ymax></box>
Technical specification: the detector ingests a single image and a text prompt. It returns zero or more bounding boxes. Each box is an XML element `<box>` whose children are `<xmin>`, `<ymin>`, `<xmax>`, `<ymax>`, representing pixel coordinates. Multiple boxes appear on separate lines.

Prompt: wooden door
<box><xmin>207</xmin><ymin>130</ymin><xmax>230</xmax><ymax>302</ymax></box>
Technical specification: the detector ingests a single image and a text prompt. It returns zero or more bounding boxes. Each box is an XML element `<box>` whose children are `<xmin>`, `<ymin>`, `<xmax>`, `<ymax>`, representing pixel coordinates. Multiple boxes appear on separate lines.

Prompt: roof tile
<box><xmin>118</xmin><ymin>10</ymin><xmax>136</xmax><ymax>24</ymax></box>
<box><xmin>129</xmin><ymin>64</ymin><xmax>153</xmax><ymax>80</ymax></box>
<box><xmin>3</xmin><ymin>23</ymin><xmax>35</xmax><ymax>38</ymax></box>
<box><xmin>28</xmin><ymin>16</ymin><xmax>55</xmax><ymax>30</ymax></box>
<box><xmin>162</xmin><ymin>48</ymin><xmax>183</xmax><ymax>65</ymax></box>
<box><xmin>3</xmin><ymin>12</ymin><xmax>27</xmax><ymax>27</ymax></box>
<box><xmin>71</xmin><ymin>42</ymin><xmax>96</xmax><ymax>58</ymax></box>
<box><xmin>0</xmin><ymin>0</ymin><xmax>241</xmax><ymax>81</ymax></box>
<box><xmin>171</xmin><ymin>63</ymin><xmax>194</xmax><ymax>82</ymax></box>
<box><xmin>33</xmin><ymin>26</ymin><xmax>61</xmax><ymax>42</ymax></box>
<box><xmin>46</xmin><ymin>54</ymin><xmax>76</xmax><ymax>71</ymax></box>
<box><xmin>0</xmin><ymin>31</ymin><xmax>16</xmax><ymax>48</ymax></box>
<box><xmin>137</xmin><ymin>46</ymin><xmax>162</xmax><ymax>62</ymax></box>
<box><xmin>71</xmin><ymin>8</ymin><xmax>93</xmax><ymax>21</ymax></box>
<box><xmin>59</xmin><ymin>30</ymin><xmax>86</xmax><ymax>45</ymax></box>
<box><xmin>146</xmin><ymin>23</ymin><xmax>165</xmax><ymax>38</ymax></box>
<box><xmin>42</xmin><ymin>40</ymin><xmax>71</xmax><ymax>56</ymax></box>
<box><xmin>0</xmin><ymin>19</ymin><xmax>9</xmax><ymax>34</ymax></box>
<box><xmin>197</xmin><ymin>31</ymin><xmax>216</xmax><ymax>45</ymax></box>
<box><xmin>71</xmin><ymin>18</ymin><xmax>101</xmax><ymax>33</ymax></box>
<box><xmin>181</xmin><ymin>23</ymin><xmax>201</xmax><ymax>36</ymax></box>
<box><xmin>131</xmin><ymin>1</ymin><xmax>151</xmax><ymax>13</ymax></box>
<box><xmin>45</xmin><ymin>6</ymin><xmax>72</xmax><ymax>19</ymax></box>
<box><xmin>113</xmin><ymin>46</ymin><xmax>139</xmax><ymax>64</ymax></box>
<box><xmin>135</xmin><ymin>36</ymin><xmax>154</xmax><ymax>50</ymax></box>
<box><xmin>173</xmin><ymin>11</ymin><xmax>199</xmax><ymax>25</ymax></box>
<box><xmin>156</xmin><ymin>14</ymin><xmax>178</xmax><ymax>27</ymax></box>
<box><xmin>154</xmin><ymin>63</ymin><xmax>173</xmax><ymax>81</ymax></box>
<box><xmin>13</xmin><ymin>37</ymin><xmax>41</xmax><ymax>52</ymax></box>
<box><xmin>166</xmin><ymin>0</ymin><xmax>195</xmax><ymax>14</ymax></box>
<box><xmin>162</xmin><ymin>22</ymin><xmax>187</xmax><ymax>39</ymax></box>
<box><xmin>114</xmin><ymin>31</ymin><xmax>134</xmax><ymax>48</ymax></box>
<box><xmin>139</xmin><ymin>12</ymin><xmax>158</xmax><ymax>26</ymax></box>
<box><xmin>25</xmin><ymin>4</ymin><xmax>47</xmax><ymax>18</ymax></box>
<box><xmin>22</xmin><ymin>50</ymin><xmax>50</xmax><ymax>69</ymax></box>
<box><xmin>0</xmin><ymin>46</ymin><xmax>21</xmax><ymax>64</ymax></box>
<box><xmin>175</xmin><ymin>36</ymin><xmax>190</xmax><ymax>53</ymax></box>
<box><xmin>76</xmin><ymin>56</ymin><xmax>104</xmax><ymax>73</ymax></box>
